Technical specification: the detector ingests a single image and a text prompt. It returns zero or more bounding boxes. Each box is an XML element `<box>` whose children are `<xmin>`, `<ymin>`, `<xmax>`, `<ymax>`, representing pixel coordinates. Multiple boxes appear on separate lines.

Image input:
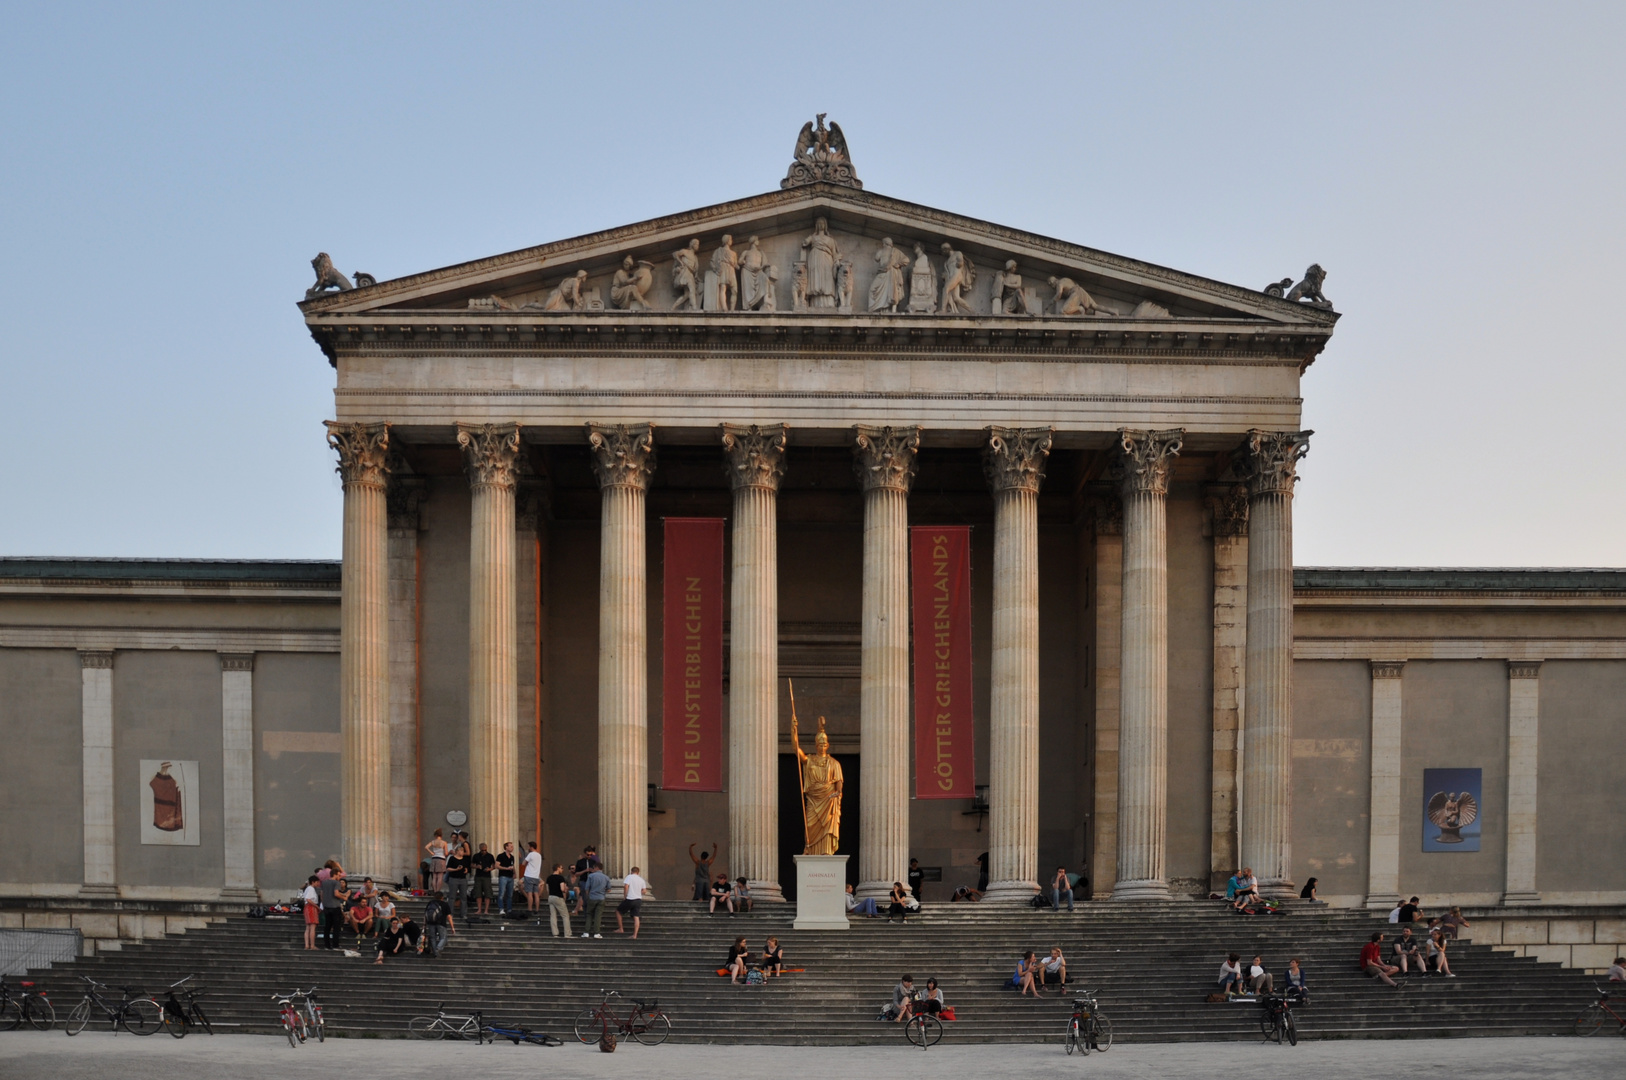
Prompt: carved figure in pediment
<box><xmin>907</xmin><ymin>243</ymin><xmax>937</xmax><ymax>314</ymax></box>
<box><xmin>709</xmin><ymin>235</ymin><xmax>740</xmax><ymax>312</ymax></box>
<box><xmin>940</xmin><ymin>244</ymin><xmax>976</xmax><ymax>315</ymax></box>
<box><xmin>611</xmin><ymin>256</ymin><xmax>654</xmax><ymax>311</ymax></box>
<box><xmin>800</xmin><ymin>217</ymin><xmax>841</xmax><ymax>309</ymax></box>
<box><xmin>836</xmin><ymin>259</ymin><xmax>854</xmax><ymax>314</ymax></box>
<box><xmin>783</xmin><ymin>113</ymin><xmax>862</xmax><ymax>189</ymax></box>
<box><xmin>738</xmin><ymin>236</ymin><xmax>777</xmax><ymax>312</ymax></box>
<box><xmin>542</xmin><ymin>270</ymin><xmax>589</xmax><ymax>311</ymax></box>
<box><xmin>792</xmin><ymin>259</ymin><xmax>809</xmax><ymax>312</ymax></box>
<box><xmin>991</xmin><ymin>260</ymin><xmax>1032</xmax><ymax>316</ymax></box>
<box><xmin>1263</xmin><ymin>277</ymin><xmax>1293</xmax><ymax>297</ymax></box>
<box><xmin>1130</xmin><ymin>299</ymin><xmax>1172</xmax><ymax>319</ymax></box>
<box><xmin>1049</xmin><ymin>275</ymin><xmax>1098</xmax><ymax>317</ymax></box>
<box><xmin>868</xmin><ymin>238</ymin><xmax>910</xmax><ymax>313</ymax></box>
<box><xmin>1285</xmin><ymin>263</ymin><xmax>1332</xmax><ymax>308</ymax></box>
<box><xmin>672</xmin><ymin>239</ymin><xmax>702</xmax><ymax>311</ymax></box>
<box><xmin>305</xmin><ymin>252</ymin><xmax>354</xmax><ymax>299</ymax></box>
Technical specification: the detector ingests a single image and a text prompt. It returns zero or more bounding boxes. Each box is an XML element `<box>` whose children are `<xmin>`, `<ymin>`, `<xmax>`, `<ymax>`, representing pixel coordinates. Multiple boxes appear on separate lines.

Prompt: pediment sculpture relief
<box><xmin>782</xmin><ymin>113</ymin><xmax>861</xmax><ymax>190</ymax></box>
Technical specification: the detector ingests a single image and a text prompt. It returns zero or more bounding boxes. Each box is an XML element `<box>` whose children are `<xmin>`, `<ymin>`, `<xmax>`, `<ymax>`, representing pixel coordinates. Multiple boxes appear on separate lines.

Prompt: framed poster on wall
<box><xmin>139</xmin><ymin>759</ymin><xmax>200</xmax><ymax>846</ymax></box>
<box><xmin>1421</xmin><ymin>767</ymin><xmax>1481</xmax><ymax>852</ymax></box>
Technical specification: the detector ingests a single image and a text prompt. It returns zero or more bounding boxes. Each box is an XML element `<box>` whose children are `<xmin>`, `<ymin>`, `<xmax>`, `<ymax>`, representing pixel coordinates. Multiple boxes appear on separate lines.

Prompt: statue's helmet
<box><xmin>814</xmin><ymin>730</ymin><xmax>830</xmax><ymax>750</ymax></box>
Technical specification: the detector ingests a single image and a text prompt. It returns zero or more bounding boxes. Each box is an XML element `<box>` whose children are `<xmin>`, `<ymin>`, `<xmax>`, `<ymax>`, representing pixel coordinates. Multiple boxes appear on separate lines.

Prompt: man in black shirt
<box><xmin>495</xmin><ymin>841</ymin><xmax>517</xmax><ymax>916</ymax></box>
<box><xmin>907</xmin><ymin>859</ymin><xmax>925</xmax><ymax>905</ymax></box>
<box><xmin>471</xmin><ymin>842</ymin><xmax>497</xmax><ymax>916</ymax></box>
<box><xmin>445</xmin><ymin>840</ymin><xmax>470</xmax><ymax>921</ymax></box>
<box><xmin>572</xmin><ymin>846</ymin><xmax>597</xmax><ymax>915</ymax></box>
<box><xmin>375</xmin><ymin>916</ymin><xmax>412</xmax><ymax>964</ymax></box>
<box><xmin>423</xmin><ymin>891</ymin><xmax>454</xmax><ymax>958</ymax></box>
<box><xmin>545</xmin><ymin>864</ymin><xmax>571</xmax><ymax>938</ymax></box>
<box><xmin>318</xmin><ymin>868</ymin><xmax>345</xmax><ymax>950</ymax></box>
<box><xmin>1398</xmin><ymin>896</ymin><xmax>1423</xmax><ymax>923</ymax></box>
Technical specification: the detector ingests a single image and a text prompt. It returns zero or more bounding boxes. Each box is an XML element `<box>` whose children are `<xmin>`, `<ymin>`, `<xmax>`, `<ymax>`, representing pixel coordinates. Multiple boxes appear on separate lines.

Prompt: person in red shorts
<box><xmin>301</xmin><ymin>875</ymin><xmax>320</xmax><ymax>950</ymax></box>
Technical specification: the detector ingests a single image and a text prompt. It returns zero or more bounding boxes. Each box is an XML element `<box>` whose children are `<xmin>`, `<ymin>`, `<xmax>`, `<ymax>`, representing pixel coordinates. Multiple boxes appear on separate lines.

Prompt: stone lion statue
<box><xmin>305</xmin><ymin>253</ymin><xmax>354</xmax><ymax>299</ymax></box>
<box><xmin>1284</xmin><ymin>264</ymin><xmax>1331</xmax><ymax>308</ymax></box>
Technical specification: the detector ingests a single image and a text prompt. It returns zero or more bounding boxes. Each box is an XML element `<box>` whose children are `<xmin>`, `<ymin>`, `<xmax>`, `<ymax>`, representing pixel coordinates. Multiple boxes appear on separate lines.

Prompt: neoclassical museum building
<box><xmin>4</xmin><ymin>126</ymin><xmax>1624</xmax><ymax>946</ymax></box>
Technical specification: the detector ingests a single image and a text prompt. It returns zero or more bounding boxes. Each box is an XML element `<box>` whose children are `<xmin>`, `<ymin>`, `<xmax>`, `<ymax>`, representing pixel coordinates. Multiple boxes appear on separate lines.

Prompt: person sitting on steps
<box><xmin>1041</xmin><ymin>946</ymin><xmax>1068</xmax><ymax>991</ymax></box>
<box><xmin>710</xmin><ymin>873</ymin><xmax>735</xmax><ymax>914</ymax></box>
<box><xmin>732</xmin><ymin>877</ymin><xmax>754</xmax><ymax>913</ymax></box>
<box><xmin>1011</xmin><ymin>950</ymin><xmax>1039</xmax><ymax>996</ymax></box>
<box><xmin>1218</xmin><ymin>953</ymin><xmax>1244</xmax><ymax>998</ymax></box>
<box><xmin>1284</xmin><ymin>958</ymin><xmax>1309</xmax><ymax>1005</ymax></box>
<box><xmin>1393</xmin><ymin>927</ymin><xmax>1427</xmax><ymax>974</ymax></box>
<box><xmin>889</xmin><ymin>974</ymin><xmax>916</xmax><ymax>1022</ymax></box>
<box><xmin>920</xmin><ymin>977</ymin><xmax>945</xmax><ymax>1016</ymax></box>
<box><xmin>887</xmin><ymin>881</ymin><xmax>911</xmax><ymax>922</ymax></box>
<box><xmin>375</xmin><ymin>916</ymin><xmax>411</xmax><ymax>964</ymax></box>
<box><xmin>761</xmin><ymin>936</ymin><xmax>784</xmax><ymax>978</ymax></box>
<box><xmin>1231</xmin><ymin>867</ymin><xmax>1260</xmax><ymax>910</ymax></box>
<box><xmin>725</xmin><ymin>937</ymin><xmax>751</xmax><ymax>985</ymax></box>
<box><xmin>1300</xmin><ymin>877</ymin><xmax>1326</xmax><ymax>904</ymax></box>
<box><xmin>1248</xmin><ymin>955</ymin><xmax>1273</xmax><ymax>996</ymax></box>
<box><xmin>1360</xmin><ymin>932</ymin><xmax>1404</xmax><ymax>988</ymax></box>
<box><xmin>1051</xmin><ymin>866</ymin><xmax>1075</xmax><ymax>913</ymax></box>
<box><xmin>1428</xmin><ymin>928</ymin><xmax>1456</xmax><ymax>977</ymax></box>
<box><xmin>846</xmin><ymin>883</ymin><xmax>880</xmax><ymax>917</ymax></box>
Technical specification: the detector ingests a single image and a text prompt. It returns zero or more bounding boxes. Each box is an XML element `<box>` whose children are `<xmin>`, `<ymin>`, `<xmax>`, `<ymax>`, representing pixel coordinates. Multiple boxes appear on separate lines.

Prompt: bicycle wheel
<box><xmin>1574</xmin><ymin>1004</ymin><xmax>1607</xmax><ymax>1036</ymax></box>
<box><xmin>189</xmin><ymin>1003</ymin><xmax>212</xmax><ymax>1035</ymax></box>
<box><xmin>1284</xmin><ymin>1010</ymin><xmax>1298</xmax><ymax>1046</ymax></box>
<box><xmin>1090</xmin><ymin>1014</ymin><xmax>1113</xmax><ymax>1051</ymax></box>
<box><xmin>121</xmin><ymin>998</ymin><xmax>163</xmax><ymax>1036</ymax></box>
<box><xmin>1261</xmin><ymin>1011</ymin><xmax>1280</xmax><ymax>1043</ymax></box>
<box><xmin>283</xmin><ymin>1012</ymin><xmax>300</xmax><ymax>1048</ymax></box>
<box><xmin>0</xmin><ymin>997</ymin><xmax>22</xmax><ymax>1031</ymax></box>
<box><xmin>25</xmin><ymin>997</ymin><xmax>56</xmax><ymax>1031</ymax></box>
<box><xmin>572</xmin><ymin>1008</ymin><xmax>601</xmax><ymax>1044</ymax></box>
<box><xmin>309</xmin><ymin>1006</ymin><xmax>324</xmax><ymax>1042</ymax></box>
<box><xmin>165</xmin><ymin>1006</ymin><xmax>188</xmax><ymax>1038</ymax></box>
<box><xmin>66</xmin><ymin>998</ymin><xmax>91</xmax><ymax>1035</ymax></box>
<box><xmin>1064</xmin><ymin>1017</ymin><xmax>1080</xmax><ymax>1055</ymax></box>
<box><xmin>408</xmin><ymin>1015</ymin><xmax>446</xmax><ymax>1039</ymax></box>
<box><xmin>631</xmin><ymin>1012</ymin><xmax>671</xmax><ymax>1046</ymax></box>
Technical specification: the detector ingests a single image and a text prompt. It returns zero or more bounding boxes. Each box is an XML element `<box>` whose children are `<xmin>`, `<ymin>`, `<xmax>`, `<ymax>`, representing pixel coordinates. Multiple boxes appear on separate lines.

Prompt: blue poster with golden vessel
<box><xmin>1422</xmin><ymin>767</ymin><xmax>1482</xmax><ymax>852</ymax></box>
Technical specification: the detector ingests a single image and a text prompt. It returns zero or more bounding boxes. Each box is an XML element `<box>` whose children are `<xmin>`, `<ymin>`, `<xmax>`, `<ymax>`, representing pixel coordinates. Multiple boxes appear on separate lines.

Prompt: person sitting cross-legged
<box><xmin>1360</xmin><ymin>932</ymin><xmax>1403</xmax><ymax>988</ymax></box>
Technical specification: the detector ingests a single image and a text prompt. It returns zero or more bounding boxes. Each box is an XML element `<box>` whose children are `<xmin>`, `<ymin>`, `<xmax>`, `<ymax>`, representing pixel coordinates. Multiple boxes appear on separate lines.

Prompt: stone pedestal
<box><xmin>981</xmin><ymin>426</ymin><xmax>1052</xmax><ymax>903</ymax></box>
<box><xmin>853</xmin><ymin>425</ymin><xmax>919</xmax><ymax>900</ymax></box>
<box><xmin>587</xmin><ymin>423</ymin><xmax>657</xmax><ymax>887</ymax></box>
<box><xmin>793</xmin><ymin>855</ymin><xmax>851</xmax><ymax>930</ymax></box>
<box><xmin>723</xmin><ymin>424</ymin><xmax>788</xmax><ymax>902</ymax></box>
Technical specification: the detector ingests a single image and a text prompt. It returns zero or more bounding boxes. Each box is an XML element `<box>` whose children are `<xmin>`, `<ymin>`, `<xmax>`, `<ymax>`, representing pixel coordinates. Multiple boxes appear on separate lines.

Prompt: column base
<box><xmin>982</xmin><ymin>879</ymin><xmax>1040</xmax><ymax>904</ymax></box>
<box><xmin>1501</xmin><ymin>890</ymin><xmax>1542</xmax><ymax>906</ymax></box>
<box><xmin>78</xmin><ymin>882</ymin><xmax>119</xmax><ymax>899</ymax></box>
<box><xmin>1259</xmin><ymin>880</ymin><xmax>1297</xmax><ymax>901</ymax></box>
<box><xmin>855</xmin><ymin>880</ymin><xmax>896</xmax><ymax>901</ymax></box>
<box><xmin>749</xmin><ymin>880</ymin><xmax>786</xmax><ymax>903</ymax></box>
<box><xmin>217</xmin><ymin>886</ymin><xmax>261</xmax><ymax>903</ymax></box>
<box><xmin>1365</xmin><ymin>893</ymin><xmax>1401</xmax><ymax>911</ymax></box>
<box><xmin>1111</xmin><ymin>877</ymin><xmax>1172</xmax><ymax>901</ymax></box>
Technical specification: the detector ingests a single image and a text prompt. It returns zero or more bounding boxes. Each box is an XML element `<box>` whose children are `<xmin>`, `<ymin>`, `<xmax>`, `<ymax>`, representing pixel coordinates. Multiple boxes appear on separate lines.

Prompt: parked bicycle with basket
<box><xmin>572</xmin><ymin>989</ymin><xmax>671</xmax><ymax>1046</ymax></box>
<box><xmin>1259</xmin><ymin>992</ymin><xmax>1297</xmax><ymax>1046</ymax></box>
<box><xmin>1063</xmin><ymin>990</ymin><xmax>1112</xmax><ymax>1055</ymax></box>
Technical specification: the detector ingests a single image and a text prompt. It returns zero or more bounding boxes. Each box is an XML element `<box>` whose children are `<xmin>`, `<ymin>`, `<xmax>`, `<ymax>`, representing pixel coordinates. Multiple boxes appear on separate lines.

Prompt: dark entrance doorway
<box><xmin>777</xmin><ymin>752</ymin><xmax>859</xmax><ymax>902</ymax></box>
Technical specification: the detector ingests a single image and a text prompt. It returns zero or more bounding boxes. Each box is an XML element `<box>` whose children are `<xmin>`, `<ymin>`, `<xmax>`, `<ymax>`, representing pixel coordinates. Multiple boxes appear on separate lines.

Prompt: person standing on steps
<box><xmin>319</xmin><ymin>864</ymin><xmax>346</xmax><ymax>950</ymax></box>
<box><xmin>689</xmin><ymin>843</ymin><xmax>719</xmax><ymax>902</ymax></box>
<box><xmin>907</xmin><ymin>859</ymin><xmax>925</xmax><ymax>905</ymax></box>
<box><xmin>445</xmin><ymin>837</ymin><xmax>470</xmax><ymax>921</ymax></box>
<box><xmin>471</xmin><ymin>842</ymin><xmax>496</xmax><ymax>916</ymax></box>
<box><xmin>581</xmin><ymin>861</ymin><xmax>610</xmax><ymax>938</ymax></box>
<box><xmin>301</xmin><ymin>875</ymin><xmax>319</xmax><ymax>950</ymax></box>
<box><xmin>616</xmin><ymin>866</ymin><xmax>648</xmax><ymax>938</ymax></box>
<box><xmin>1051</xmin><ymin>866</ymin><xmax>1075</xmax><ymax>913</ymax></box>
<box><xmin>495</xmin><ymin>841</ymin><xmax>516</xmax><ymax>916</ymax></box>
<box><xmin>572</xmin><ymin>846</ymin><xmax>598</xmax><ymax>916</ymax></box>
<box><xmin>521</xmin><ymin>841</ymin><xmax>543</xmax><ymax>915</ymax></box>
<box><xmin>545</xmin><ymin>864</ymin><xmax>572</xmax><ymax>938</ymax></box>
<box><xmin>976</xmin><ymin>851</ymin><xmax>990</xmax><ymax>894</ymax></box>
<box><xmin>425</xmin><ymin>829</ymin><xmax>449</xmax><ymax>893</ymax></box>
<box><xmin>423</xmin><ymin>890</ymin><xmax>454</xmax><ymax>958</ymax></box>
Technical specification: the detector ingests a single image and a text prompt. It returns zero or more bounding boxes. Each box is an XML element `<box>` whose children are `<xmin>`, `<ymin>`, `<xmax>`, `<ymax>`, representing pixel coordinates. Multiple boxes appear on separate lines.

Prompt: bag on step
<box><xmin>1029</xmin><ymin>894</ymin><xmax>1048</xmax><ymax>909</ymax></box>
<box><xmin>1206</xmin><ymin>992</ymin><xmax>1228</xmax><ymax>1003</ymax></box>
<box><xmin>939</xmin><ymin>1006</ymin><xmax>957</xmax><ymax>1021</ymax></box>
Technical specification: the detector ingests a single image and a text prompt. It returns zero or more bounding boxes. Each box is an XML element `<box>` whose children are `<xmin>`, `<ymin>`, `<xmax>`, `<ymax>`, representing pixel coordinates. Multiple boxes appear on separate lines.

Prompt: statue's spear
<box><xmin>789</xmin><ymin>679</ymin><xmax>808</xmax><ymax>846</ymax></box>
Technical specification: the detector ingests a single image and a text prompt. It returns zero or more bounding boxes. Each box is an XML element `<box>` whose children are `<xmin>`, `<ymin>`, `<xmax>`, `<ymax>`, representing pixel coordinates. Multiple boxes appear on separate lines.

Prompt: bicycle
<box><xmin>1574</xmin><ymin>984</ymin><xmax>1626</xmax><ymax>1036</ymax></box>
<box><xmin>903</xmin><ymin>1005</ymin><xmax>943</xmax><ymax>1049</ymax></box>
<box><xmin>1259</xmin><ymin>993</ymin><xmax>1297</xmax><ymax>1046</ymax></box>
<box><xmin>296</xmin><ymin>986</ymin><xmax>324</xmax><ymax>1043</ymax></box>
<box><xmin>571</xmin><ymin>989</ymin><xmax>672</xmax><ymax>1046</ymax></box>
<box><xmin>408</xmin><ymin>1004</ymin><xmax>486</xmax><ymax>1041</ymax></box>
<box><xmin>0</xmin><ymin>974</ymin><xmax>56</xmax><ymax>1031</ymax></box>
<box><xmin>272</xmin><ymin>991</ymin><xmax>308</xmax><ymax>1047</ymax></box>
<box><xmin>1063</xmin><ymin>991</ymin><xmax>1113</xmax><ymax>1055</ymax></box>
<box><xmin>65</xmin><ymin>977</ymin><xmax>162</xmax><ymax>1036</ymax></box>
<box><xmin>483</xmin><ymin>1019</ymin><xmax>565</xmax><ymax>1046</ymax></box>
<box><xmin>158</xmin><ymin>976</ymin><xmax>212</xmax><ymax>1038</ymax></box>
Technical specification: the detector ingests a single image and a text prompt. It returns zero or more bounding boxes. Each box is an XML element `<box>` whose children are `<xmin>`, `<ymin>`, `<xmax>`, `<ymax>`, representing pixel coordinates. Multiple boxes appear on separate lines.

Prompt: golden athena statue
<box><xmin>791</xmin><ymin>702</ymin><xmax>843</xmax><ymax>855</ymax></box>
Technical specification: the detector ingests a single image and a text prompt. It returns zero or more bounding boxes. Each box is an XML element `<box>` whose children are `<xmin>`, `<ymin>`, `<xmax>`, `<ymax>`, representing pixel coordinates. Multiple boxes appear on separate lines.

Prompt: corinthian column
<box><xmin>326</xmin><ymin>421</ymin><xmax>392</xmax><ymax>876</ymax></box>
<box><xmin>853</xmin><ymin>425</ymin><xmax>921</xmax><ymax>900</ymax></box>
<box><xmin>1239</xmin><ymin>429</ymin><xmax>1311</xmax><ymax>897</ymax></box>
<box><xmin>587</xmin><ymin>423</ymin><xmax>656</xmax><ymax>887</ymax></box>
<box><xmin>982</xmin><ymin>426</ymin><xmax>1052</xmax><ymax>903</ymax></box>
<box><xmin>1112</xmin><ymin>427</ymin><xmax>1183</xmax><ymax>900</ymax></box>
<box><xmin>458</xmin><ymin>422</ymin><xmax>522</xmax><ymax>857</ymax></box>
<box><xmin>723</xmin><ymin>423</ymin><xmax>788</xmax><ymax>902</ymax></box>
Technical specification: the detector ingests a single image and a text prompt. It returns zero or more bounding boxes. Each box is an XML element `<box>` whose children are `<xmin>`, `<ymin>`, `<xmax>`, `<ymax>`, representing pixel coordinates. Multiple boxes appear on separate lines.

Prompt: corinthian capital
<box><xmin>1241</xmin><ymin>429</ymin><xmax>1312</xmax><ymax>497</ymax></box>
<box><xmin>852</xmin><ymin>425</ymin><xmax>921</xmax><ymax>493</ymax></box>
<box><xmin>586</xmin><ymin>423</ymin><xmax>657</xmax><ymax>491</ymax></box>
<box><xmin>457</xmin><ymin>422</ymin><xmax>523</xmax><ymax>491</ymax></box>
<box><xmin>325</xmin><ymin>421</ymin><xmax>391</xmax><ymax>488</ymax></box>
<box><xmin>982</xmin><ymin>426</ymin><xmax>1053</xmax><ymax>494</ymax></box>
<box><xmin>1112</xmin><ymin>428</ymin><xmax>1184</xmax><ymax>497</ymax></box>
<box><xmin>1204</xmin><ymin>483</ymin><xmax>1250</xmax><ymax>537</ymax></box>
<box><xmin>721</xmin><ymin>423</ymin><xmax>788</xmax><ymax>492</ymax></box>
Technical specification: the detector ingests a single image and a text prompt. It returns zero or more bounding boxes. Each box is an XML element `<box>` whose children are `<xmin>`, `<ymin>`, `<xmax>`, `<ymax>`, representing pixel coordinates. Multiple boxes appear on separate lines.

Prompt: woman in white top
<box><xmin>1218</xmin><ymin>953</ymin><xmax>1243</xmax><ymax>996</ymax></box>
<box><xmin>301</xmin><ymin>876</ymin><xmax>320</xmax><ymax>951</ymax></box>
<box><xmin>920</xmin><ymin>978</ymin><xmax>946</xmax><ymax>1015</ymax></box>
<box><xmin>374</xmin><ymin>895</ymin><xmax>396</xmax><ymax>925</ymax></box>
<box><xmin>425</xmin><ymin>829</ymin><xmax>450</xmax><ymax>892</ymax></box>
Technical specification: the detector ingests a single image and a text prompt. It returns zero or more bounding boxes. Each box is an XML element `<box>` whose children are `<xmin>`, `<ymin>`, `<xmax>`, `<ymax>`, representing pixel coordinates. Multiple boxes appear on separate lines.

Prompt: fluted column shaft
<box><xmin>1240</xmin><ymin>429</ymin><xmax>1311</xmax><ymax>897</ymax></box>
<box><xmin>982</xmin><ymin>427</ymin><xmax>1051</xmax><ymax>902</ymax></box>
<box><xmin>724</xmin><ymin>424</ymin><xmax>788</xmax><ymax>901</ymax></box>
<box><xmin>588</xmin><ymin>424</ymin><xmax>656</xmax><ymax>887</ymax></box>
<box><xmin>327</xmin><ymin>421</ymin><xmax>392</xmax><ymax>876</ymax></box>
<box><xmin>460</xmin><ymin>423</ymin><xmax>522</xmax><ymax>858</ymax></box>
<box><xmin>854</xmin><ymin>426</ymin><xmax>920</xmax><ymax>899</ymax></box>
<box><xmin>1113</xmin><ymin>428</ymin><xmax>1183</xmax><ymax>900</ymax></box>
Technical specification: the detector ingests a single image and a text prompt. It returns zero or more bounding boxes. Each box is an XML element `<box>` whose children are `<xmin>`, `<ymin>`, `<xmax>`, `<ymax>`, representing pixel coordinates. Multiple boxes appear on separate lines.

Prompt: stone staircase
<box><xmin>12</xmin><ymin>900</ymin><xmax>1599</xmax><ymax>1043</ymax></box>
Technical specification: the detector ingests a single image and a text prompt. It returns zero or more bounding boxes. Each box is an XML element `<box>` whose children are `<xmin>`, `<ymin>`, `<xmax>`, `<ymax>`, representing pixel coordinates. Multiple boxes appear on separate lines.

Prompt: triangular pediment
<box><xmin>299</xmin><ymin>185</ymin><xmax>1337</xmax><ymax>329</ymax></box>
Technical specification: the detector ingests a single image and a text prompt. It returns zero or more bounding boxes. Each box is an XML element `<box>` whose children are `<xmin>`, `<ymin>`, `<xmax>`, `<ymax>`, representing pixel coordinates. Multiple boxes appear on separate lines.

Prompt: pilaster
<box><xmin>386</xmin><ymin>467</ymin><xmax>425</xmax><ymax>882</ymax></box>
<box><xmin>219</xmin><ymin>654</ymin><xmax>258</xmax><ymax>901</ymax></box>
<box><xmin>1504</xmin><ymin>660</ymin><xmax>1543</xmax><ymax>905</ymax></box>
<box><xmin>1366</xmin><ymin>660</ymin><xmax>1406</xmax><ymax>909</ymax></box>
<box><xmin>79</xmin><ymin>650</ymin><xmax>116</xmax><ymax>897</ymax></box>
<box><xmin>1087</xmin><ymin>492</ymin><xmax>1122</xmax><ymax>899</ymax></box>
<box><xmin>1205</xmin><ymin>483</ymin><xmax>1248</xmax><ymax>889</ymax></box>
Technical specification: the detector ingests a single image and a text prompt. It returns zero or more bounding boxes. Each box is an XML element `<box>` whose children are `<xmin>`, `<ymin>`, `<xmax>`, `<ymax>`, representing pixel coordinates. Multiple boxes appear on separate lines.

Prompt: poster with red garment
<box><xmin>911</xmin><ymin>526</ymin><xmax>975</xmax><ymax>799</ymax></box>
<box><xmin>662</xmin><ymin>518</ymin><xmax>725</xmax><ymax>791</ymax></box>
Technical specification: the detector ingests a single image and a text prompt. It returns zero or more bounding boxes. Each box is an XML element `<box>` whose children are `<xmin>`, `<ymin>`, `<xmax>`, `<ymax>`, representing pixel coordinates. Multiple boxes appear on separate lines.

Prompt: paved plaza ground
<box><xmin>1</xmin><ymin>1032</ymin><xmax>1621</xmax><ymax>1079</ymax></box>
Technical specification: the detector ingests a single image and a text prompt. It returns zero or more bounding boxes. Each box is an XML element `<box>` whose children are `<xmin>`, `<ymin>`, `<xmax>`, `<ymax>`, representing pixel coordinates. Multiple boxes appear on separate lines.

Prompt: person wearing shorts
<box><xmin>521</xmin><ymin>841</ymin><xmax>544</xmax><ymax>913</ymax></box>
<box><xmin>471</xmin><ymin>842</ymin><xmax>496</xmax><ymax>915</ymax></box>
<box><xmin>616</xmin><ymin>867</ymin><xmax>648</xmax><ymax>938</ymax></box>
<box><xmin>302</xmin><ymin>875</ymin><xmax>320</xmax><ymax>950</ymax></box>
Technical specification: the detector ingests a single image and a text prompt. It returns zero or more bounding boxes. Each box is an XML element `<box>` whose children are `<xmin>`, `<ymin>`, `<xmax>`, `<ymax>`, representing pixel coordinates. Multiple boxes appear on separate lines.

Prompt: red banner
<box><xmin>662</xmin><ymin>518</ymin><xmax>724</xmax><ymax>791</ymax></box>
<box><xmin>912</xmin><ymin>526</ymin><xmax>975</xmax><ymax>799</ymax></box>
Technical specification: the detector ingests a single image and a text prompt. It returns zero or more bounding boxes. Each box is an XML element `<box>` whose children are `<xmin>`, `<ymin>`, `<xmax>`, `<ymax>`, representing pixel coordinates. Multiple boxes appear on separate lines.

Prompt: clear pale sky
<box><xmin>2</xmin><ymin>3</ymin><xmax>1621</xmax><ymax>566</ymax></box>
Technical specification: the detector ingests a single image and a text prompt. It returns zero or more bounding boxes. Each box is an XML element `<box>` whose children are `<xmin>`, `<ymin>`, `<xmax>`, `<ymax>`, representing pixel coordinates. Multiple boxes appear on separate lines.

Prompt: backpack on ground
<box><xmin>598</xmin><ymin>1031</ymin><xmax>617</xmax><ymax>1052</ymax></box>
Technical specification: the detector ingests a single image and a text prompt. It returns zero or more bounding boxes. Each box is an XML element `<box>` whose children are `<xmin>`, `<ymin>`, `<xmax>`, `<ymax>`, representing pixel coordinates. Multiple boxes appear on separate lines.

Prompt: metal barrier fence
<box><xmin>0</xmin><ymin>928</ymin><xmax>81</xmax><ymax>975</ymax></box>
